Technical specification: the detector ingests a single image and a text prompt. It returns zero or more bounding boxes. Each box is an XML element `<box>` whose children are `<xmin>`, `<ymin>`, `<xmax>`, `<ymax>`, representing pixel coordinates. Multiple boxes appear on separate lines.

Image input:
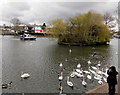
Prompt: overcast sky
<box><xmin>0</xmin><ymin>0</ymin><xmax>119</xmax><ymax>25</ymax></box>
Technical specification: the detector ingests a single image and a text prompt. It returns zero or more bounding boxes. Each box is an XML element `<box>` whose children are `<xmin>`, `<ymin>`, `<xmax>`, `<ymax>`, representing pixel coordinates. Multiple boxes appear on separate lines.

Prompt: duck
<box><xmin>67</xmin><ymin>76</ymin><xmax>73</xmax><ymax>88</ymax></box>
<box><xmin>21</xmin><ymin>72</ymin><xmax>30</xmax><ymax>79</ymax></box>
<box><xmin>2</xmin><ymin>81</ymin><xmax>12</xmax><ymax>89</ymax></box>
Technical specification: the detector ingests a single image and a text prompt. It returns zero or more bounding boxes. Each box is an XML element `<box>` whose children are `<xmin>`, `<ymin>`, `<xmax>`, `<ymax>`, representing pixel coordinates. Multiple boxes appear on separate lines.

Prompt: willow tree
<box><xmin>50</xmin><ymin>11</ymin><xmax>111</xmax><ymax>45</ymax></box>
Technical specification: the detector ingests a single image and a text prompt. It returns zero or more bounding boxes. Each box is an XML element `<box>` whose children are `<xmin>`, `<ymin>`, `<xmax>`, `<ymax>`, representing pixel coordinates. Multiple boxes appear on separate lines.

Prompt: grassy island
<box><xmin>50</xmin><ymin>11</ymin><xmax>111</xmax><ymax>46</ymax></box>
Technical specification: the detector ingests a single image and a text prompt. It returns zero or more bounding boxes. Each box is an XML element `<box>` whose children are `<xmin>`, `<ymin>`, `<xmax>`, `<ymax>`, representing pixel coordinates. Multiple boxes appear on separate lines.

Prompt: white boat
<box><xmin>20</xmin><ymin>34</ymin><xmax>36</xmax><ymax>40</ymax></box>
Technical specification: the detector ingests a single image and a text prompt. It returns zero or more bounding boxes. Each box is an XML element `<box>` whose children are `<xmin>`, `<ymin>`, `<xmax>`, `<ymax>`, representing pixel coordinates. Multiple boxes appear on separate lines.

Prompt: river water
<box><xmin>1</xmin><ymin>36</ymin><xmax>118</xmax><ymax>94</ymax></box>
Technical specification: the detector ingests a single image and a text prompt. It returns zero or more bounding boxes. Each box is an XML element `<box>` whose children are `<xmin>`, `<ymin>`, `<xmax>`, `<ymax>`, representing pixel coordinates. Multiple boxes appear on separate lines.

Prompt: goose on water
<box><xmin>21</xmin><ymin>73</ymin><xmax>30</xmax><ymax>79</ymax></box>
<box><xmin>67</xmin><ymin>76</ymin><xmax>73</xmax><ymax>88</ymax></box>
<box><xmin>2</xmin><ymin>81</ymin><xmax>12</xmax><ymax>89</ymax></box>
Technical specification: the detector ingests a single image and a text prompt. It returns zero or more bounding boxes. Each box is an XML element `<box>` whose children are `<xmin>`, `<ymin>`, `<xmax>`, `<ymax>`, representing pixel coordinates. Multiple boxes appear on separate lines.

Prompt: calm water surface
<box><xmin>2</xmin><ymin>36</ymin><xmax>118</xmax><ymax>94</ymax></box>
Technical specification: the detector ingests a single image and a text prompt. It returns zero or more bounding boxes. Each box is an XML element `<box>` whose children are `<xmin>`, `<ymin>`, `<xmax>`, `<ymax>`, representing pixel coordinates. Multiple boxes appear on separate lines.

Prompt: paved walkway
<box><xmin>85</xmin><ymin>76</ymin><xmax>120</xmax><ymax>94</ymax></box>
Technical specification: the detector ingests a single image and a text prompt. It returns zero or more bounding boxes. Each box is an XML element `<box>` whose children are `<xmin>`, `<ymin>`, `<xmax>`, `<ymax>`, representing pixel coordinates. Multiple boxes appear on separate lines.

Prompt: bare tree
<box><xmin>104</xmin><ymin>13</ymin><xmax>115</xmax><ymax>28</ymax></box>
<box><xmin>10</xmin><ymin>18</ymin><xmax>21</xmax><ymax>26</ymax></box>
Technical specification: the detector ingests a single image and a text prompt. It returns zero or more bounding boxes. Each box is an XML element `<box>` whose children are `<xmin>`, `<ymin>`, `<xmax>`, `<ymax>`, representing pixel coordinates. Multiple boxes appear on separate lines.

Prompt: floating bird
<box><xmin>91</xmin><ymin>66</ymin><xmax>97</xmax><ymax>70</ymax></box>
<box><xmin>88</xmin><ymin>60</ymin><xmax>91</xmax><ymax>64</ymax></box>
<box><xmin>70</xmin><ymin>70</ymin><xmax>76</xmax><ymax>78</ymax></box>
<box><xmin>77</xmin><ymin>63</ymin><xmax>81</xmax><ymax>68</ymax></box>
<box><xmin>2</xmin><ymin>81</ymin><xmax>12</xmax><ymax>89</ymax></box>
<box><xmin>98</xmin><ymin>79</ymin><xmax>103</xmax><ymax>85</ymax></box>
<box><xmin>65</xmin><ymin>58</ymin><xmax>68</xmax><ymax>62</ymax></box>
<box><xmin>97</xmin><ymin>63</ymin><xmax>101</xmax><ymax>67</ymax></box>
<box><xmin>87</xmin><ymin>74</ymin><xmax>92</xmax><ymax>80</ymax></box>
<box><xmin>89</xmin><ymin>69</ymin><xmax>96</xmax><ymax>75</ymax></box>
<box><xmin>82</xmin><ymin>77</ymin><xmax>87</xmax><ymax>87</ymax></box>
<box><xmin>69</xmin><ymin>49</ymin><xmax>72</xmax><ymax>53</ymax></box>
<box><xmin>67</xmin><ymin>76</ymin><xmax>73</xmax><ymax>88</ymax></box>
<box><xmin>75</xmin><ymin>69</ymin><xmax>82</xmax><ymax>74</ymax></box>
<box><xmin>21</xmin><ymin>73</ymin><xmax>30</xmax><ymax>79</ymax></box>
<box><xmin>58</xmin><ymin>72</ymin><xmax>63</xmax><ymax>81</ymax></box>
<box><xmin>75</xmin><ymin>72</ymin><xmax>84</xmax><ymax>78</ymax></box>
<box><xmin>83</xmin><ymin>70</ymin><xmax>90</xmax><ymax>74</ymax></box>
<box><xmin>103</xmin><ymin>77</ymin><xmax>107</xmax><ymax>82</ymax></box>
<box><xmin>59</xmin><ymin>63</ymin><xmax>63</xmax><ymax>67</ymax></box>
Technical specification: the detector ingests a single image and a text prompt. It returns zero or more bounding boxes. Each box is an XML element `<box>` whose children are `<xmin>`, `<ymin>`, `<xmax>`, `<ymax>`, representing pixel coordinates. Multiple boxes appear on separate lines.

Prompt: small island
<box><xmin>50</xmin><ymin>11</ymin><xmax>111</xmax><ymax>46</ymax></box>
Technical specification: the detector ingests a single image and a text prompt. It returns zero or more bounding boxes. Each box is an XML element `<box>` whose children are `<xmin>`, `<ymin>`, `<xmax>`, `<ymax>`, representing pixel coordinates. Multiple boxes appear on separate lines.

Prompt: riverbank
<box><xmin>84</xmin><ymin>76</ymin><xmax>119</xmax><ymax>94</ymax></box>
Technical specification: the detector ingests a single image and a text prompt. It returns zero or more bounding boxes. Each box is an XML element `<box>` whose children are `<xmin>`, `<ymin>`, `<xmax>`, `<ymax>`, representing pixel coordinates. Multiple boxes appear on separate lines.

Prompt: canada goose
<box><xmin>2</xmin><ymin>81</ymin><xmax>12</xmax><ymax>89</ymax></box>
<box><xmin>21</xmin><ymin>73</ymin><xmax>30</xmax><ymax>79</ymax></box>
<box><xmin>67</xmin><ymin>76</ymin><xmax>73</xmax><ymax>88</ymax></box>
<box><xmin>77</xmin><ymin>63</ymin><xmax>81</xmax><ymax>68</ymax></box>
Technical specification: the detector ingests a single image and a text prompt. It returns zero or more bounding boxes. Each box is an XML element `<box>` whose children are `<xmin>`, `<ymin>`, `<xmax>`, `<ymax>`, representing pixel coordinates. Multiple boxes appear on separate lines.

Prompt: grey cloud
<box><xmin>0</xmin><ymin>2</ymin><xmax>118</xmax><ymax>25</ymax></box>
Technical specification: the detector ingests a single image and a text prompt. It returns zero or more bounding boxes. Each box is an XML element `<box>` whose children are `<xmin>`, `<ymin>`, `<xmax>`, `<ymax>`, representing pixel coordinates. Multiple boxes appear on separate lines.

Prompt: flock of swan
<box><xmin>58</xmin><ymin>49</ymin><xmax>109</xmax><ymax>93</ymax></box>
<box><xmin>58</xmin><ymin>61</ymin><xmax>109</xmax><ymax>93</ymax></box>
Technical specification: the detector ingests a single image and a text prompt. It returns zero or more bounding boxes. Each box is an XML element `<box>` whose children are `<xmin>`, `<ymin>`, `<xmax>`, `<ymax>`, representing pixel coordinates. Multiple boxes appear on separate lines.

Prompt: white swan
<box><xmin>69</xmin><ymin>49</ymin><xmax>72</xmax><ymax>53</ymax></box>
<box><xmin>82</xmin><ymin>77</ymin><xmax>87</xmax><ymax>86</ymax></box>
<box><xmin>88</xmin><ymin>60</ymin><xmax>91</xmax><ymax>64</ymax></box>
<box><xmin>89</xmin><ymin>69</ymin><xmax>96</xmax><ymax>75</ymax></box>
<box><xmin>83</xmin><ymin>70</ymin><xmax>90</xmax><ymax>74</ymax></box>
<box><xmin>75</xmin><ymin>69</ymin><xmax>82</xmax><ymax>73</ymax></box>
<box><xmin>103</xmin><ymin>77</ymin><xmax>107</xmax><ymax>82</ymax></box>
<box><xmin>98</xmin><ymin>79</ymin><xmax>103</xmax><ymax>85</ymax></box>
<box><xmin>87</xmin><ymin>74</ymin><xmax>92</xmax><ymax>79</ymax></box>
<box><xmin>58</xmin><ymin>72</ymin><xmax>63</xmax><ymax>81</ymax></box>
<box><xmin>21</xmin><ymin>73</ymin><xmax>30</xmax><ymax>79</ymax></box>
<box><xmin>77</xmin><ymin>63</ymin><xmax>81</xmax><ymax>68</ymax></box>
<box><xmin>59</xmin><ymin>63</ymin><xmax>63</xmax><ymax>67</ymax></box>
<box><xmin>67</xmin><ymin>76</ymin><xmax>73</xmax><ymax>87</ymax></box>
<box><xmin>91</xmin><ymin>66</ymin><xmax>97</xmax><ymax>70</ymax></box>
